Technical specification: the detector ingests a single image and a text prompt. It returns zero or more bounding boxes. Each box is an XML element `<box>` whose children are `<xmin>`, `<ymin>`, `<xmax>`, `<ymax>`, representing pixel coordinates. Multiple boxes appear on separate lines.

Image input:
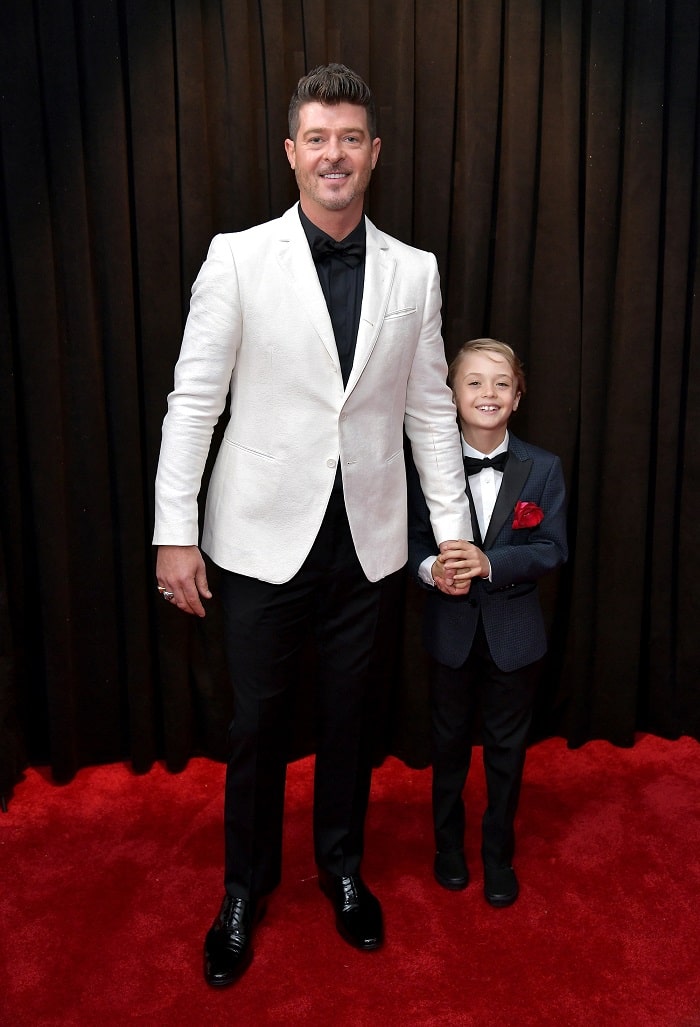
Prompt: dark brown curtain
<box><xmin>1</xmin><ymin>0</ymin><xmax>698</xmax><ymax>796</ymax></box>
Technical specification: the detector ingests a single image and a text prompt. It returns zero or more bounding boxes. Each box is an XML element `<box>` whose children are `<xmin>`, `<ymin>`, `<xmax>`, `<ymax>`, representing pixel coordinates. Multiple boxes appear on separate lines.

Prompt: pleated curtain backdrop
<box><xmin>0</xmin><ymin>0</ymin><xmax>698</xmax><ymax>796</ymax></box>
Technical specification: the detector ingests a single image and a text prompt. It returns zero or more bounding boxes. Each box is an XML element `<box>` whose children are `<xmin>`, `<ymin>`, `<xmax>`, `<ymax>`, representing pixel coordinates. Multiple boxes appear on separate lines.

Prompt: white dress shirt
<box><xmin>418</xmin><ymin>432</ymin><xmax>510</xmax><ymax>586</ymax></box>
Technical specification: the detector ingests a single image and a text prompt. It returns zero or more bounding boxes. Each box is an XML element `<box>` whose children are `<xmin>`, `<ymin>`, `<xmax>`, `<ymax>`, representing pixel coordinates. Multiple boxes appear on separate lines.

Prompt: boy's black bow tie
<box><xmin>463</xmin><ymin>452</ymin><xmax>509</xmax><ymax>475</ymax></box>
<box><xmin>311</xmin><ymin>236</ymin><xmax>365</xmax><ymax>267</ymax></box>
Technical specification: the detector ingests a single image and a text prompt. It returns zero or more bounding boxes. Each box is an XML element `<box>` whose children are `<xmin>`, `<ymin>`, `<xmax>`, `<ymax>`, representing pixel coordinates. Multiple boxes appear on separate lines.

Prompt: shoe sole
<box><xmin>484</xmin><ymin>891</ymin><xmax>518</xmax><ymax>908</ymax></box>
<box><xmin>434</xmin><ymin>871</ymin><xmax>469</xmax><ymax>891</ymax></box>
<box><xmin>337</xmin><ymin>928</ymin><xmax>383</xmax><ymax>951</ymax></box>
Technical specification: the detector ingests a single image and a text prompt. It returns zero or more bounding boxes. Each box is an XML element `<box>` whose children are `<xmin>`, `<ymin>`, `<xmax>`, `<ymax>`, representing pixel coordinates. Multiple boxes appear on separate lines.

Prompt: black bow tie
<box><xmin>463</xmin><ymin>452</ymin><xmax>509</xmax><ymax>475</ymax></box>
<box><xmin>311</xmin><ymin>235</ymin><xmax>365</xmax><ymax>268</ymax></box>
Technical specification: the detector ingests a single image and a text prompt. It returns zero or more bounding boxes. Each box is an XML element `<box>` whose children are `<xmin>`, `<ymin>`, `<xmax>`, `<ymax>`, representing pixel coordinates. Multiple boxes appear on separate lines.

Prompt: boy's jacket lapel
<box><xmin>482</xmin><ymin>453</ymin><xmax>532</xmax><ymax>549</ymax></box>
<box><xmin>464</xmin><ymin>478</ymin><xmax>483</xmax><ymax>548</ymax></box>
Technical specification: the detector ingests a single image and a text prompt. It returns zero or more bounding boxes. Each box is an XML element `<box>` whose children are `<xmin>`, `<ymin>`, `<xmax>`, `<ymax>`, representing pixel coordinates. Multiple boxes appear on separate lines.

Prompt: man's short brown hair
<box><xmin>288</xmin><ymin>63</ymin><xmax>377</xmax><ymax>140</ymax></box>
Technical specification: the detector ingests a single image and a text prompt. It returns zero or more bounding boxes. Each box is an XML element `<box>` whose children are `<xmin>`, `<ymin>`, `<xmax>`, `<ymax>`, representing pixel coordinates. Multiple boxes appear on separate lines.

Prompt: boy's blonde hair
<box><xmin>447</xmin><ymin>338</ymin><xmax>527</xmax><ymax>396</ymax></box>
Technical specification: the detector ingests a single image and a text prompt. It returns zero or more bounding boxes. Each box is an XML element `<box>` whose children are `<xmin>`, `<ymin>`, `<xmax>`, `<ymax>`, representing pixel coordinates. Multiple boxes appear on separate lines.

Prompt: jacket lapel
<box><xmin>276</xmin><ymin>206</ymin><xmax>340</xmax><ymax>371</ymax></box>
<box><xmin>464</xmin><ymin>479</ymin><xmax>484</xmax><ymax>547</ymax></box>
<box><xmin>275</xmin><ymin>209</ymin><xmax>395</xmax><ymax>395</ymax></box>
<box><xmin>482</xmin><ymin>452</ymin><xmax>532</xmax><ymax>549</ymax></box>
<box><xmin>344</xmin><ymin>218</ymin><xmax>395</xmax><ymax>394</ymax></box>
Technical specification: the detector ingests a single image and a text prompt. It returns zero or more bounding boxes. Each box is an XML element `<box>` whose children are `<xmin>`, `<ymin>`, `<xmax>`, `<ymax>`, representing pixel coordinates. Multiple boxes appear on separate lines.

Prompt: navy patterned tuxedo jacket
<box><xmin>407</xmin><ymin>433</ymin><xmax>568</xmax><ymax>673</ymax></box>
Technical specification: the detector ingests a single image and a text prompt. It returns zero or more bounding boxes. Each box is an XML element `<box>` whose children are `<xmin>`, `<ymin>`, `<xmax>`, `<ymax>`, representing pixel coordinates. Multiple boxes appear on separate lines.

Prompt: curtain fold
<box><xmin>0</xmin><ymin>0</ymin><xmax>697</xmax><ymax>792</ymax></box>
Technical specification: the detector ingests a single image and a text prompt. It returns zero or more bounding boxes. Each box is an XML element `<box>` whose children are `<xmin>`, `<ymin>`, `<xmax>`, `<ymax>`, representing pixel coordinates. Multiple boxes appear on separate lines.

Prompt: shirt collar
<box><xmin>462</xmin><ymin>430</ymin><xmax>510</xmax><ymax>460</ymax></box>
<box><xmin>298</xmin><ymin>205</ymin><xmax>365</xmax><ymax>249</ymax></box>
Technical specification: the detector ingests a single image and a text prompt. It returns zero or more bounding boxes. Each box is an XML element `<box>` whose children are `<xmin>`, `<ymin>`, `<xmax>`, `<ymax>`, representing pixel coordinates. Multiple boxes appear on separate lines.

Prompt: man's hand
<box><xmin>436</xmin><ymin>540</ymin><xmax>490</xmax><ymax>594</ymax></box>
<box><xmin>435</xmin><ymin>540</ymin><xmax>471</xmax><ymax>594</ymax></box>
<box><xmin>155</xmin><ymin>545</ymin><xmax>212</xmax><ymax>617</ymax></box>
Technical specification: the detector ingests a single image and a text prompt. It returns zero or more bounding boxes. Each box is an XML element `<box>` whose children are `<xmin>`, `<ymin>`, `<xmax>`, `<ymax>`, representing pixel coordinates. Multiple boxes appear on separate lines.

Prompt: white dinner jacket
<box><xmin>153</xmin><ymin>204</ymin><xmax>471</xmax><ymax>582</ymax></box>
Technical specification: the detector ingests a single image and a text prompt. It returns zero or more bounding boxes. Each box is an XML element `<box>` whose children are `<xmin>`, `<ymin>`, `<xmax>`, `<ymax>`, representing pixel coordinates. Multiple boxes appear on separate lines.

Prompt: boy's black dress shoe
<box><xmin>434</xmin><ymin>850</ymin><xmax>469</xmax><ymax>890</ymax></box>
<box><xmin>318</xmin><ymin>870</ymin><xmax>383</xmax><ymax>950</ymax></box>
<box><xmin>203</xmin><ymin>895</ymin><xmax>265</xmax><ymax>987</ymax></box>
<box><xmin>484</xmin><ymin>866</ymin><xmax>519</xmax><ymax>908</ymax></box>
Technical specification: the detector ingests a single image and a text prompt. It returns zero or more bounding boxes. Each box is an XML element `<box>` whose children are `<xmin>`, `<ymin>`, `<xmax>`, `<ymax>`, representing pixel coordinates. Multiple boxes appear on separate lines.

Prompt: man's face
<box><xmin>285</xmin><ymin>101</ymin><xmax>381</xmax><ymax>221</ymax></box>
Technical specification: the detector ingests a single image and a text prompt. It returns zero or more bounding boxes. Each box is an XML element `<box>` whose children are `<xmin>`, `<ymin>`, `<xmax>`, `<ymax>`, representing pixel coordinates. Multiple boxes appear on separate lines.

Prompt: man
<box><xmin>153</xmin><ymin>64</ymin><xmax>472</xmax><ymax>987</ymax></box>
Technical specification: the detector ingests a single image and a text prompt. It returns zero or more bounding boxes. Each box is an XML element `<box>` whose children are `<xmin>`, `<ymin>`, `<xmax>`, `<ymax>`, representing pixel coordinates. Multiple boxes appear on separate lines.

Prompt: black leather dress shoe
<box><xmin>318</xmin><ymin>870</ymin><xmax>383</xmax><ymax>950</ymax></box>
<box><xmin>484</xmin><ymin>866</ymin><xmax>519</xmax><ymax>908</ymax></box>
<box><xmin>203</xmin><ymin>895</ymin><xmax>265</xmax><ymax>987</ymax></box>
<box><xmin>434</xmin><ymin>850</ymin><xmax>469</xmax><ymax>891</ymax></box>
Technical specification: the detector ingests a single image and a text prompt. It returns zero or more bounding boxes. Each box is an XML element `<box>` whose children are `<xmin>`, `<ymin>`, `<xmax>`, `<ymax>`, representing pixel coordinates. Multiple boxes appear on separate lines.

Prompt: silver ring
<box><xmin>158</xmin><ymin>587</ymin><xmax>175</xmax><ymax>601</ymax></box>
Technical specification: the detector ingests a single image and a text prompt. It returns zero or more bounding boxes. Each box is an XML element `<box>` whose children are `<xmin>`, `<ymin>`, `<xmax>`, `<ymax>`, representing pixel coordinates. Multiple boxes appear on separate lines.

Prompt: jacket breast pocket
<box><xmin>383</xmin><ymin>306</ymin><xmax>417</xmax><ymax>321</ymax></box>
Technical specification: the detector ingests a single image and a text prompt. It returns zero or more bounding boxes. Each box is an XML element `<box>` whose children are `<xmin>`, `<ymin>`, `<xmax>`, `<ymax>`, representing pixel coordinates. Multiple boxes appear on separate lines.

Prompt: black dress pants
<box><xmin>218</xmin><ymin>488</ymin><xmax>385</xmax><ymax>901</ymax></box>
<box><xmin>430</xmin><ymin>617</ymin><xmax>541</xmax><ymax>868</ymax></box>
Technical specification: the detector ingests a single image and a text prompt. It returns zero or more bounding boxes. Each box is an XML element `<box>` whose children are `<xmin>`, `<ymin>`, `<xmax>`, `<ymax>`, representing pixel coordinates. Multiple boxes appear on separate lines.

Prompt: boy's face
<box><xmin>452</xmin><ymin>350</ymin><xmax>521</xmax><ymax>442</ymax></box>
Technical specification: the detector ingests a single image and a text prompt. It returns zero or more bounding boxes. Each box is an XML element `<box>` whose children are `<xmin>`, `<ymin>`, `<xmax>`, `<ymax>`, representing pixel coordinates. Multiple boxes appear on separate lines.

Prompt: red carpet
<box><xmin>2</xmin><ymin>735</ymin><xmax>699</xmax><ymax>1026</ymax></box>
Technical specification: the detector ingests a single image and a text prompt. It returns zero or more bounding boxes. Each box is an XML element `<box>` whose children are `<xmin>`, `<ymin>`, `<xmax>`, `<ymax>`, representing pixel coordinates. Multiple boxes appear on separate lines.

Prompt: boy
<box><xmin>407</xmin><ymin>338</ymin><xmax>568</xmax><ymax>906</ymax></box>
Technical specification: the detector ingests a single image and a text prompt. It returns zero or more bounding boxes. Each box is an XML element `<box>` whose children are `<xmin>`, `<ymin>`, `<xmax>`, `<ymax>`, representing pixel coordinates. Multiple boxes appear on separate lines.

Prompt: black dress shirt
<box><xmin>299</xmin><ymin>207</ymin><xmax>366</xmax><ymax>387</ymax></box>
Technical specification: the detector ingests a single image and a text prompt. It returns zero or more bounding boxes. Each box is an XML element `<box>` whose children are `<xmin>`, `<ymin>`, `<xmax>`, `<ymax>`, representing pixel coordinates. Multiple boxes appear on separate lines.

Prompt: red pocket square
<box><xmin>512</xmin><ymin>501</ymin><xmax>544</xmax><ymax>529</ymax></box>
